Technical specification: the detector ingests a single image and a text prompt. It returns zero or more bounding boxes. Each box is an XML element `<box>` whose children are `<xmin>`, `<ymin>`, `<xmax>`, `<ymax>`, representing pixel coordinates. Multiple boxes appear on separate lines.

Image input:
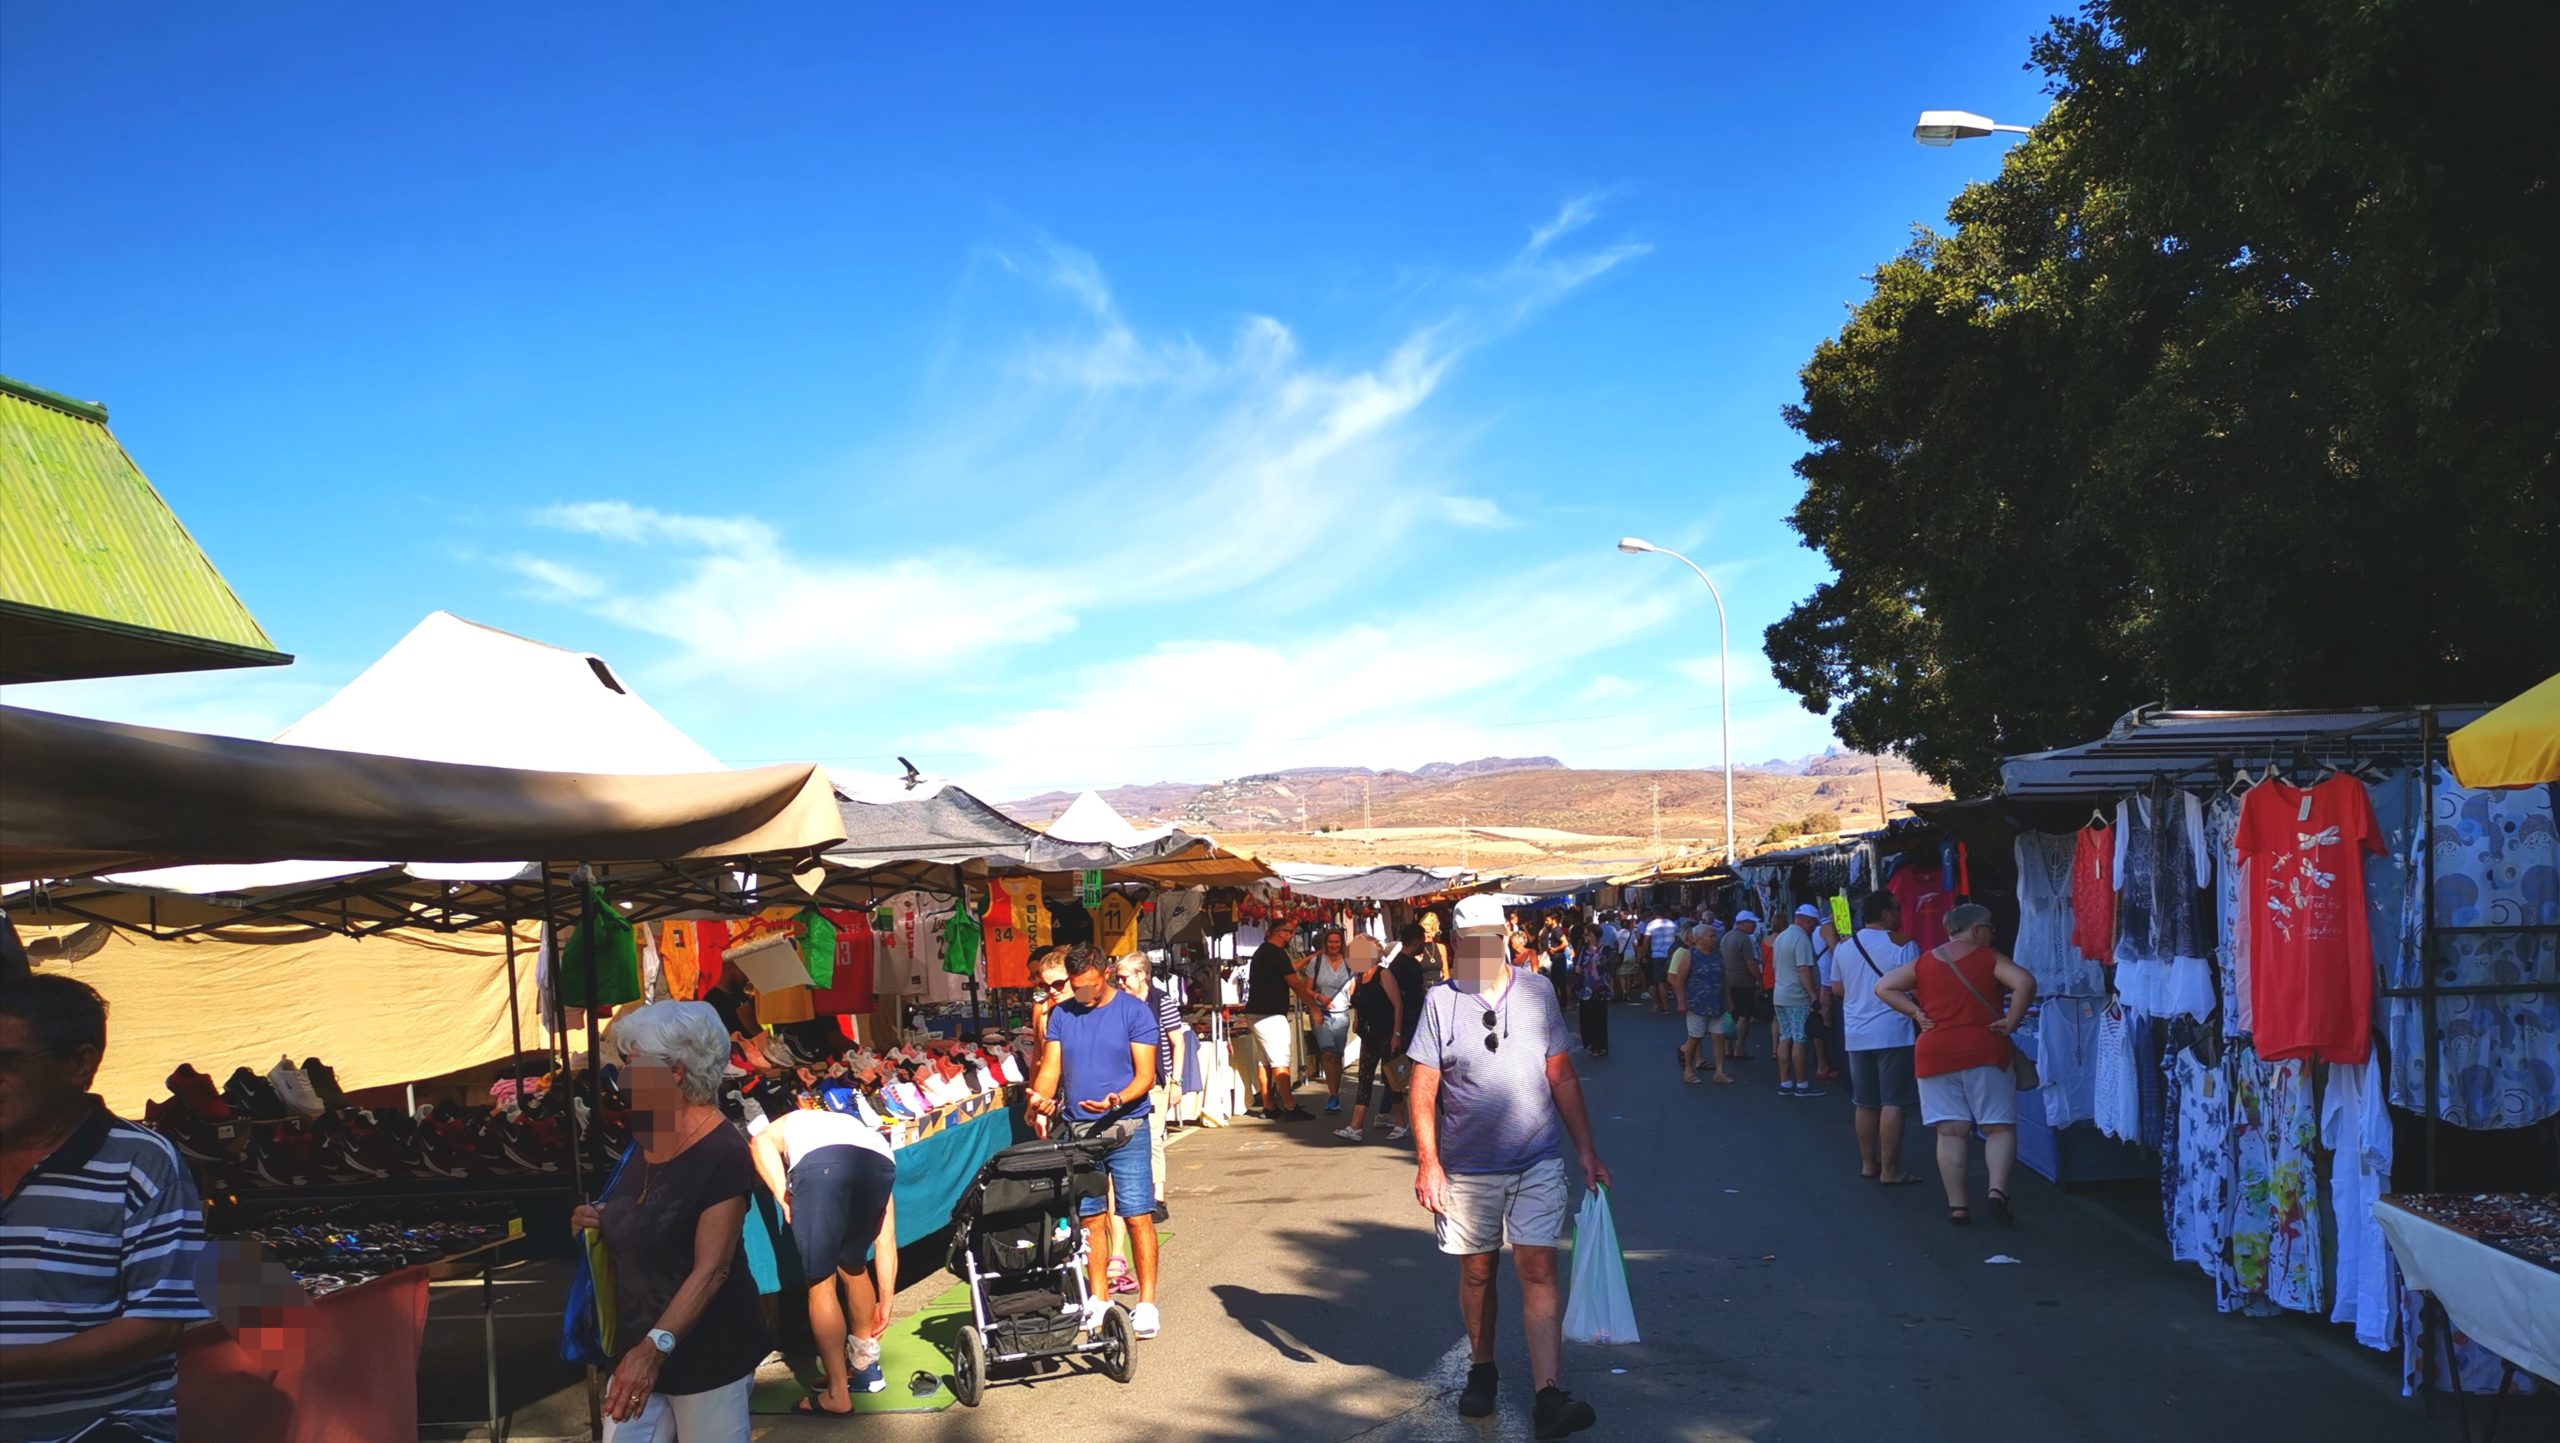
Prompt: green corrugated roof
<box><xmin>0</xmin><ymin>374</ymin><xmax>289</xmax><ymax>684</ymax></box>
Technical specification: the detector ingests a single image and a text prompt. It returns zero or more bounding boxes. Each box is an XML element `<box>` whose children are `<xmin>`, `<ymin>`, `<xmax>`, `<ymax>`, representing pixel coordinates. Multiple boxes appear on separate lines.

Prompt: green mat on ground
<box><xmin>751</xmin><ymin>1228</ymin><xmax>1173</xmax><ymax>1415</ymax></box>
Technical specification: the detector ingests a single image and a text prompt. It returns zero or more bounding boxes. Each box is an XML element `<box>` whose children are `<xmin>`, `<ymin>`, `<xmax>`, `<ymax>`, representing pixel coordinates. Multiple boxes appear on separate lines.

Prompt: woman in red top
<box><xmin>1873</xmin><ymin>904</ymin><xmax>2036</xmax><ymax>1227</ymax></box>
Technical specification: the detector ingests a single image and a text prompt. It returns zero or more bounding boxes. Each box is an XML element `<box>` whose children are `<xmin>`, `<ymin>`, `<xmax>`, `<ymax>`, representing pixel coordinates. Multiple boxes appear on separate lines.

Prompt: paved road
<box><xmin>442</xmin><ymin>1006</ymin><xmax>2552</xmax><ymax>1440</ymax></box>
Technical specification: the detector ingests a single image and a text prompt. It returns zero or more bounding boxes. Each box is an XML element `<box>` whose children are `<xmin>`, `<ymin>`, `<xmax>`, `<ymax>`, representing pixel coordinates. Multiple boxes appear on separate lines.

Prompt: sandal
<box><xmin>1947</xmin><ymin>1205</ymin><xmax>1972</xmax><ymax>1226</ymax></box>
<box><xmin>1988</xmin><ymin>1190</ymin><xmax>2014</xmax><ymax>1227</ymax></box>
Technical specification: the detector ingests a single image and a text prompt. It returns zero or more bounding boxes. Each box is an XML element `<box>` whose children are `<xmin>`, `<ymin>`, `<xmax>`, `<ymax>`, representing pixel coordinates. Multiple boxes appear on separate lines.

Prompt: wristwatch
<box><xmin>647</xmin><ymin>1328</ymin><xmax>677</xmax><ymax>1356</ymax></box>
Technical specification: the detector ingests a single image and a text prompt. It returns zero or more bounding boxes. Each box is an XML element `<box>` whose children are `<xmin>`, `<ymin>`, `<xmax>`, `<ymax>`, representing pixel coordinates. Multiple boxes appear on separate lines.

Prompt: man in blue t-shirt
<box><xmin>1410</xmin><ymin>902</ymin><xmax>1610</xmax><ymax>1439</ymax></box>
<box><xmin>1028</xmin><ymin>945</ymin><xmax>1164</xmax><ymax>1340</ymax></box>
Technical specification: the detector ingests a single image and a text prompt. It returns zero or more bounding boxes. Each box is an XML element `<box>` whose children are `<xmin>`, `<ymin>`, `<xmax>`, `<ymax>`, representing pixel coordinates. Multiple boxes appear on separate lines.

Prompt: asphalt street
<box><xmin>434</xmin><ymin>1005</ymin><xmax>2553</xmax><ymax>1441</ymax></box>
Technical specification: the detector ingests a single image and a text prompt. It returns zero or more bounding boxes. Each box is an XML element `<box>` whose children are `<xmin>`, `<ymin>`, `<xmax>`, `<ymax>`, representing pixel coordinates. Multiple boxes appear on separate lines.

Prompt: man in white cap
<box><xmin>1409</xmin><ymin>893</ymin><xmax>1608</xmax><ymax>1438</ymax></box>
<box><xmin>1771</xmin><ymin>905</ymin><xmax>1828</xmax><ymax>1097</ymax></box>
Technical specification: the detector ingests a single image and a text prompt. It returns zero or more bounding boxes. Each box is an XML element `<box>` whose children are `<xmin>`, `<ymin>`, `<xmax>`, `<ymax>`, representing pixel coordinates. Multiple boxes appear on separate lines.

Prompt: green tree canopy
<box><xmin>1768</xmin><ymin>0</ymin><xmax>2560</xmax><ymax>794</ymax></box>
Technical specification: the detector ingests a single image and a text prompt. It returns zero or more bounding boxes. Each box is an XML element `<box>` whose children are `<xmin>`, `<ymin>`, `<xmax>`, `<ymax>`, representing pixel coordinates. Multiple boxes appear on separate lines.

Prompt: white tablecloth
<box><xmin>2374</xmin><ymin>1198</ymin><xmax>2560</xmax><ymax>1384</ymax></box>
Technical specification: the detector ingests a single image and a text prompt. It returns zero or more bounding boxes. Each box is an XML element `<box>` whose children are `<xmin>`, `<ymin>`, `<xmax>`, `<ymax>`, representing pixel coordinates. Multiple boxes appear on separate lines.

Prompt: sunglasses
<box><xmin>1478</xmin><ymin>1006</ymin><xmax>1510</xmax><ymax>1053</ymax></box>
<box><xmin>1039</xmin><ymin>977</ymin><xmax>1071</xmax><ymax>993</ymax></box>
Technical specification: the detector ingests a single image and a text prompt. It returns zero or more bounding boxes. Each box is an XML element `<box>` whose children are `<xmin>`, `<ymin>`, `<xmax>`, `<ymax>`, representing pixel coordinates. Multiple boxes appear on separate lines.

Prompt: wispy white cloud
<box><xmin>1583</xmin><ymin>674</ymin><xmax>1638</xmax><ymax>702</ymax></box>
<box><xmin>1434</xmin><ymin>495</ymin><xmax>1518</xmax><ymax>530</ymax></box>
<box><xmin>500</xmin><ymin>199</ymin><xmax>1663</xmax><ymax>734</ymax></box>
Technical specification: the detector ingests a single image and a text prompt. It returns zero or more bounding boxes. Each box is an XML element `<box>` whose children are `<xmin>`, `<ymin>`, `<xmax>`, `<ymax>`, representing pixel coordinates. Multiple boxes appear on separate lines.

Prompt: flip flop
<box><xmin>795</xmin><ymin>1396</ymin><xmax>856</xmax><ymax>1416</ymax></box>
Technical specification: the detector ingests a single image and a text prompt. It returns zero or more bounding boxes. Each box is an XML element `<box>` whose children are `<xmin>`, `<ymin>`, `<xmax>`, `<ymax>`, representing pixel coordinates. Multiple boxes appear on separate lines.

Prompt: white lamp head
<box><xmin>1913</xmin><ymin>109</ymin><xmax>1996</xmax><ymax>147</ymax></box>
<box><xmin>1617</xmin><ymin>537</ymin><xmax>1658</xmax><ymax>555</ymax></box>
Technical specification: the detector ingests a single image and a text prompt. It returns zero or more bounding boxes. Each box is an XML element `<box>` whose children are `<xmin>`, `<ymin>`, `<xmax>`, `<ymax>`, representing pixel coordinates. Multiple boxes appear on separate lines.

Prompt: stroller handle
<box><xmin>1028</xmin><ymin>1091</ymin><xmax>1148</xmax><ymax>1150</ymax></box>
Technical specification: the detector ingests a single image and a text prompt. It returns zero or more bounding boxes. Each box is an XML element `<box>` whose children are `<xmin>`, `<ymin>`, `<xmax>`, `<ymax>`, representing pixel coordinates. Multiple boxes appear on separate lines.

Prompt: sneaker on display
<box><xmin>300</xmin><ymin>1058</ymin><xmax>350</xmax><ymax>1112</ymax></box>
<box><xmin>267</xmin><ymin>1059</ymin><xmax>326</xmax><ymax>1117</ymax></box>
<box><xmin>1129</xmin><ymin>1301</ymin><xmax>1160</xmax><ymax>1340</ymax></box>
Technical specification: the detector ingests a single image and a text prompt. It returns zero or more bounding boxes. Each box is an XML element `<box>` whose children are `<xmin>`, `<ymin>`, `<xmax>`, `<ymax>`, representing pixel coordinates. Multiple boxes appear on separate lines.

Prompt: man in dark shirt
<box><xmin>1242</xmin><ymin>921</ymin><xmax>1322</xmax><ymax>1121</ymax></box>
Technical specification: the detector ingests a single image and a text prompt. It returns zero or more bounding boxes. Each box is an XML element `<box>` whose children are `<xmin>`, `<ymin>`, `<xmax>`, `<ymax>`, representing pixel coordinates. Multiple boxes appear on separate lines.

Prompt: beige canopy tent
<box><xmin>0</xmin><ymin>703</ymin><xmax>844</xmax><ymax>886</ymax></box>
<box><xmin>24</xmin><ymin>920</ymin><xmax>542</xmax><ymax>1117</ymax></box>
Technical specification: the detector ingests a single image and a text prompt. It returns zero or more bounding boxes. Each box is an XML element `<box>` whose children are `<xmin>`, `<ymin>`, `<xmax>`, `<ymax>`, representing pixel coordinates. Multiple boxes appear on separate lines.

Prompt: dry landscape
<box><xmin>1006</xmin><ymin>753</ymin><xmax>1947</xmax><ymax>871</ymax></box>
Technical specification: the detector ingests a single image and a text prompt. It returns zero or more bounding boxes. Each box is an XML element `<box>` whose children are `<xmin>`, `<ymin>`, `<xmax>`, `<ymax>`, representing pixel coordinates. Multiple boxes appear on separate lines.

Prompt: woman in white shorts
<box><xmin>1870</xmin><ymin>904</ymin><xmax>2036</xmax><ymax>1228</ymax></box>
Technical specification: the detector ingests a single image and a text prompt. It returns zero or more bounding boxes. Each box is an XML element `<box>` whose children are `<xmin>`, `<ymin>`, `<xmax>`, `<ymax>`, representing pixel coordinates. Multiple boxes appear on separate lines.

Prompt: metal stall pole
<box><xmin>2420</xmin><ymin>709</ymin><xmax>2441</xmax><ymax>1191</ymax></box>
<box><xmin>539</xmin><ymin>865</ymin><xmax>598</xmax><ymax>1443</ymax></box>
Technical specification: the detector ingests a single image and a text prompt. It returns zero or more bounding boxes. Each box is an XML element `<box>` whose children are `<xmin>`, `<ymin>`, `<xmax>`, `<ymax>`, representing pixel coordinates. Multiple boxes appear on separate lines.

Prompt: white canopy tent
<box><xmin>104</xmin><ymin>611</ymin><xmax>735</xmax><ymax>894</ymax></box>
<box><xmin>1042</xmin><ymin>790</ymin><xmax>1177</xmax><ymax>849</ymax></box>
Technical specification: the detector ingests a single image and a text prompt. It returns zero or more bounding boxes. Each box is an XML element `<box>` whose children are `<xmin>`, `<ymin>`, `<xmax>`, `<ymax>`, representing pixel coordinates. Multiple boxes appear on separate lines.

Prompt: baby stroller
<box><xmin>943</xmin><ymin>1099</ymin><xmax>1142</xmax><ymax>1405</ymax></box>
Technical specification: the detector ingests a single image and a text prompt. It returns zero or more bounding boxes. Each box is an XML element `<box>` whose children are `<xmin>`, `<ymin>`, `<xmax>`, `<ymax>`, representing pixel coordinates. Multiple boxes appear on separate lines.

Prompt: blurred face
<box><xmin>0</xmin><ymin>1016</ymin><xmax>97</xmax><ymax>1141</ymax></box>
<box><xmin>624</xmin><ymin>1057</ymin><xmax>689</xmax><ymax>1132</ymax></box>
<box><xmin>1452</xmin><ymin>934</ymin><xmax>1508</xmax><ymax>991</ymax></box>
<box><xmin>1069</xmin><ymin>965</ymin><xmax>1114</xmax><ymax>1008</ymax></box>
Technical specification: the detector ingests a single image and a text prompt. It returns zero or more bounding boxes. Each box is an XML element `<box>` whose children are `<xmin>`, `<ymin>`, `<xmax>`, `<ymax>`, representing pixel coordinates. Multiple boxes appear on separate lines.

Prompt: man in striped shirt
<box><xmin>0</xmin><ymin>975</ymin><xmax>209</xmax><ymax>1443</ymax></box>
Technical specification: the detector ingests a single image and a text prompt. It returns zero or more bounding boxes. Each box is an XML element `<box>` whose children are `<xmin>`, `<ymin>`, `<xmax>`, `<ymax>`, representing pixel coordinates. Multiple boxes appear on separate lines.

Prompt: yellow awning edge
<box><xmin>2448</xmin><ymin>673</ymin><xmax>2560</xmax><ymax>789</ymax></box>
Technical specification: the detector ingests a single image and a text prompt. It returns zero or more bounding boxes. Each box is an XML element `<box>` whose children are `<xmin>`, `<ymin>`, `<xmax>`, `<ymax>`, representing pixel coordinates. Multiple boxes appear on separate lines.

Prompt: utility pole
<box><xmin>1460</xmin><ymin>815</ymin><xmax>1471</xmax><ymax>871</ymax></box>
<box><xmin>1651</xmin><ymin>781</ymin><xmax>1663</xmax><ymax>858</ymax></box>
<box><xmin>1872</xmin><ymin>754</ymin><xmax>1889</xmax><ymax>828</ymax></box>
<box><xmin>1363</xmin><ymin>778</ymin><xmax>1372</xmax><ymax>835</ymax></box>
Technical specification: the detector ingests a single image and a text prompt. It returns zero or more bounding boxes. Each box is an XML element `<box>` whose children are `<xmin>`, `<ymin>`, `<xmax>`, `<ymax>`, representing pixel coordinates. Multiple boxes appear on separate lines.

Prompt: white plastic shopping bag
<box><xmin>1562</xmin><ymin>1186</ymin><xmax>1638</xmax><ymax>1345</ymax></box>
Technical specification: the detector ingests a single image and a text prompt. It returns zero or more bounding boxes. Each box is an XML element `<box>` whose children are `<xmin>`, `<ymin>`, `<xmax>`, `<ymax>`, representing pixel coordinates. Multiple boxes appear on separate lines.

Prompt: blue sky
<box><xmin>0</xmin><ymin>3</ymin><xmax>2049</xmax><ymax>797</ymax></box>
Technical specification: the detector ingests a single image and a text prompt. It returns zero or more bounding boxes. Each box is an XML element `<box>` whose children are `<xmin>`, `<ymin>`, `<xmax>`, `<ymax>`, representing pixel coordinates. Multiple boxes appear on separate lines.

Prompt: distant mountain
<box><xmin>998</xmin><ymin>757</ymin><xmax>1565</xmax><ymax>831</ymax></box>
<box><xmin>994</xmin><ymin>753</ymin><xmax>1942</xmax><ymax>851</ymax></box>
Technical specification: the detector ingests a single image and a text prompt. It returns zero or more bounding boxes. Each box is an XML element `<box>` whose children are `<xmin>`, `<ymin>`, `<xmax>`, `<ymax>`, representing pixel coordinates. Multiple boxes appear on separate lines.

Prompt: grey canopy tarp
<box><xmin>0</xmin><ymin>704</ymin><xmax>845</xmax><ymax>886</ymax></box>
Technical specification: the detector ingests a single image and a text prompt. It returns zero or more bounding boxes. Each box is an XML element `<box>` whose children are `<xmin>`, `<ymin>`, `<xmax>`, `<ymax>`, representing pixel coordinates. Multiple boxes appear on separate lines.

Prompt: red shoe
<box><xmin>166</xmin><ymin>1065</ymin><xmax>233</xmax><ymax>1121</ymax></box>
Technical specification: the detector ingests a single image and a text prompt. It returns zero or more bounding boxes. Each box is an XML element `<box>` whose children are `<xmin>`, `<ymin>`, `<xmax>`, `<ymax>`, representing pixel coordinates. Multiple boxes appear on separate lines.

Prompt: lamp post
<box><xmin>1912</xmin><ymin>109</ymin><xmax>2034</xmax><ymax>146</ymax></box>
<box><xmin>1618</xmin><ymin>537</ymin><xmax>1735</xmax><ymax>863</ymax></box>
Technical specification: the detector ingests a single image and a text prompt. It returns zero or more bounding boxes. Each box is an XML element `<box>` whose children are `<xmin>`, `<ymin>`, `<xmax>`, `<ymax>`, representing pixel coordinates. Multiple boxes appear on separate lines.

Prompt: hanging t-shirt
<box><xmin>983</xmin><ymin>882</ymin><xmax>1032</xmax><ymax>989</ymax></box>
<box><xmin>559</xmin><ymin>886</ymin><xmax>642</xmax><ymax>1010</ymax></box>
<box><xmin>657</xmin><ymin>921</ymin><xmax>703</xmax><ymax>1001</ymax></box>
<box><xmin>2234</xmin><ymin>775</ymin><xmax>2383</xmax><ymax>1064</ymax></box>
<box><xmin>694</xmin><ymin>919</ymin><xmax>729</xmax><ymax>994</ymax></box>
<box><xmin>940</xmin><ymin>894</ymin><xmax>983</xmax><ymax>979</ymax></box>
<box><xmin>1006</xmin><ymin>877</ymin><xmax>1054</xmax><ymax>948</ymax></box>
<box><xmin>1092</xmin><ymin>892</ymin><xmax>1142</xmax><ymax>958</ymax></box>
<box><xmin>1887</xmin><ymin>863</ymin><xmax>1951</xmax><ymax>953</ymax></box>
<box><xmin>808</xmin><ymin>912</ymin><xmax>877</xmax><ymax>1015</ymax></box>
<box><xmin>756</xmin><ymin>982</ymin><xmax>817</xmax><ymax>1025</ymax></box>
<box><xmin>798</xmin><ymin>907</ymin><xmax>838</xmax><ymax>989</ymax></box>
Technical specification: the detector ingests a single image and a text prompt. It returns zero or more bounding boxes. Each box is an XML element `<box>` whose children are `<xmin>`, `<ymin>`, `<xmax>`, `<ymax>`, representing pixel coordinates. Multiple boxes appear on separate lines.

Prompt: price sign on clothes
<box><xmin>1081</xmin><ymin>870</ymin><xmax>1104</xmax><ymax>907</ymax></box>
<box><xmin>1831</xmin><ymin>895</ymin><xmax>1854</xmax><ymax>933</ymax></box>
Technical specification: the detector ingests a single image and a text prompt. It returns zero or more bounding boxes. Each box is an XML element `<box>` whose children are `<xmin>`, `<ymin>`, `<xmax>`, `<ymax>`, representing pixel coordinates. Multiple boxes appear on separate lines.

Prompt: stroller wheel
<box><xmin>952</xmin><ymin>1325</ymin><xmax>986</xmax><ymax>1407</ymax></box>
<box><xmin>1100</xmin><ymin>1305</ymin><xmax>1136</xmax><ymax>1384</ymax></box>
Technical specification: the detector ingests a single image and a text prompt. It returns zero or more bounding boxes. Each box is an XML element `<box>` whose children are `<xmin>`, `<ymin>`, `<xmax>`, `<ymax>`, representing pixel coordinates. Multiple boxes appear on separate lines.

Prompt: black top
<box><xmin>1350</xmin><ymin>966</ymin><xmax>1396</xmax><ymax>1031</ymax></box>
<box><xmin>598</xmin><ymin>1122</ymin><xmax>770</xmax><ymax>1395</ymax></box>
<box><xmin>1388</xmin><ymin>955</ymin><xmax>1427</xmax><ymax>1040</ymax></box>
<box><xmin>1244</xmin><ymin>942</ymin><xmax>1298</xmax><ymax>1016</ymax></box>
<box><xmin>701</xmin><ymin>982</ymin><xmax>755</xmax><ymax>1037</ymax></box>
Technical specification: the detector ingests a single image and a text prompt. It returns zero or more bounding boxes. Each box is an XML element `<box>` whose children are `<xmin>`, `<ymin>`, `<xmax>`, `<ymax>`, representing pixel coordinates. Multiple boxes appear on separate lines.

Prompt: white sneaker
<box><xmin>1080</xmin><ymin>1297</ymin><xmax>1112</xmax><ymax>1334</ymax></box>
<box><xmin>266</xmin><ymin>1059</ymin><xmax>325</xmax><ymax>1116</ymax></box>
<box><xmin>1129</xmin><ymin>1301</ymin><xmax>1160</xmax><ymax>1340</ymax></box>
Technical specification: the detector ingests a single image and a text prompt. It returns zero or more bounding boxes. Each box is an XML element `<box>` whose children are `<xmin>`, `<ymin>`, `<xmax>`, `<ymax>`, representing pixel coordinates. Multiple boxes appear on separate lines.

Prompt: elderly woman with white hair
<box><xmin>1871</xmin><ymin>903</ymin><xmax>2037</xmax><ymax>1227</ymax></box>
<box><xmin>570</xmin><ymin>1001</ymin><xmax>768</xmax><ymax>1439</ymax></box>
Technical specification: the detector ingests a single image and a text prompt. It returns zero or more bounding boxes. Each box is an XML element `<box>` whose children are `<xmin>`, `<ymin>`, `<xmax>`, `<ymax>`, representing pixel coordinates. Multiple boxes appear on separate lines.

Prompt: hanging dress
<box><xmin>2207</xmin><ymin>792</ymin><xmax>2253</xmax><ymax>1040</ymax></box>
<box><xmin>2015</xmin><ymin>832</ymin><xmax>2102</xmax><ymax>1000</ymax></box>
<box><xmin>2114</xmin><ymin>797</ymin><xmax>2162</xmax><ymax>1014</ymax></box>
<box><xmin>2093</xmin><ymin>1004</ymin><xmax>2141</xmax><ymax>1142</ymax></box>
<box><xmin>2071</xmin><ymin>823</ymin><xmax>2117</xmax><ymax>968</ymax></box>
<box><xmin>2154</xmin><ymin>786</ymin><xmax>2218</xmax><ymax>1022</ymax></box>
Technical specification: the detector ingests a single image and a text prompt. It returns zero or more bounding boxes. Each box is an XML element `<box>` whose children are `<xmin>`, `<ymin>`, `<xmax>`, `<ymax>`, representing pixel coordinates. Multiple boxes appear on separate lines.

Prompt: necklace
<box><xmin>637</xmin><ymin>1110</ymin><xmax>716</xmax><ymax>1206</ymax></box>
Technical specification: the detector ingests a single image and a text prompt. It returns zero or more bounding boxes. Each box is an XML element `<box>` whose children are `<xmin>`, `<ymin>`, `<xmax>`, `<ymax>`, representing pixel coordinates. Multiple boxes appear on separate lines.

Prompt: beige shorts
<box><xmin>1434</xmin><ymin>1156</ymin><xmax>1570</xmax><ymax>1255</ymax></box>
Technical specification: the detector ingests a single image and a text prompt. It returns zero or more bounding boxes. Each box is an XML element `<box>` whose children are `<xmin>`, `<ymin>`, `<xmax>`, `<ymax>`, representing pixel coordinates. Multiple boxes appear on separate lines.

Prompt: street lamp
<box><xmin>1618</xmin><ymin>537</ymin><xmax>1735</xmax><ymax>863</ymax></box>
<box><xmin>1912</xmin><ymin>109</ymin><xmax>2033</xmax><ymax>147</ymax></box>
